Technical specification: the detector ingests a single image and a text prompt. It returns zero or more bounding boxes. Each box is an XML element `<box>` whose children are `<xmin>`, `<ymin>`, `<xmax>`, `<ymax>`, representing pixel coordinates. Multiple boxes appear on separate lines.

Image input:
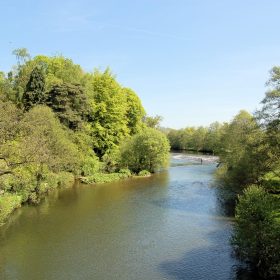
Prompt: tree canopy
<box><xmin>121</xmin><ymin>128</ymin><xmax>170</xmax><ymax>173</ymax></box>
<box><xmin>0</xmin><ymin>50</ymin><xmax>150</xmax><ymax>222</ymax></box>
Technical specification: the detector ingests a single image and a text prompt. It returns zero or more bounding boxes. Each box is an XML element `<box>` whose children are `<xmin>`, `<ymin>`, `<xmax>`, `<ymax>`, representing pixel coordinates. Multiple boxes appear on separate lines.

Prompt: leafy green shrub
<box><xmin>261</xmin><ymin>171</ymin><xmax>280</xmax><ymax>193</ymax></box>
<box><xmin>118</xmin><ymin>168</ymin><xmax>132</xmax><ymax>177</ymax></box>
<box><xmin>120</xmin><ymin>128</ymin><xmax>170</xmax><ymax>173</ymax></box>
<box><xmin>56</xmin><ymin>172</ymin><xmax>75</xmax><ymax>187</ymax></box>
<box><xmin>101</xmin><ymin>148</ymin><xmax>121</xmax><ymax>173</ymax></box>
<box><xmin>40</xmin><ymin>171</ymin><xmax>59</xmax><ymax>194</ymax></box>
<box><xmin>41</xmin><ymin>171</ymin><xmax>75</xmax><ymax>191</ymax></box>
<box><xmin>81</xmin><ymin>155</ymin><xmax>101</xmax><ymax>176</ymax></box>
<box><xmin>138</xmin><ymin>170</ymin><xmax>151</xmax><ymax>177</ymax></box>
<box><xmin>0</xmin><ymin>193</ymin><xmax>22</xmax><ymax>225</ymax></box>
<box><xmin>81</xmin><ymin>171</ymin><xmax>131</xmax><ymax>184</ymax></box>
<box><xmin>28</xmin><ymin>192</ymin><xmax>40</xmax><ymax>204</ymax></box>
<box><xmin>4</xmin><ymin>166</ymin><xmax>37</xmax><ymax>203</ymax></box>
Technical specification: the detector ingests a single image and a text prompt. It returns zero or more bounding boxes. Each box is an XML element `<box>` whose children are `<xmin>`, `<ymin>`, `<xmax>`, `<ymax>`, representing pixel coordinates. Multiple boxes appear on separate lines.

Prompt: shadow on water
<box><xmin>158</xmin><ymin>228</ymin><xmax>261</xmax><ymax>280</ymax></box>
<box><xmin>158</xmin><ymin>219</ymin><xmax>262</xmax><ymax>280</ymax></box>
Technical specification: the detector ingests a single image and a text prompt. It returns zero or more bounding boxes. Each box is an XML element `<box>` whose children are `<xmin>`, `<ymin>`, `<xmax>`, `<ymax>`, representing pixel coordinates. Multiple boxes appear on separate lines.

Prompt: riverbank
<box><xmin>0</xmin><ymin>172</ymin><xmax>75</xmax><ymax>226</ymax></box>
<box><xmin>0</xmin><ymin>169</ymin><xmax>152</xmax><ymax>226</ymax></box>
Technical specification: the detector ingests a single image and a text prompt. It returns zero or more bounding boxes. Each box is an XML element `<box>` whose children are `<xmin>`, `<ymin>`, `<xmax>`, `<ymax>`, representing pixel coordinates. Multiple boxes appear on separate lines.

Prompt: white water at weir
<box><xmin>171</xmin><ymin>152</ymin><xmax>219</xmax><ymax>165</ymax></box>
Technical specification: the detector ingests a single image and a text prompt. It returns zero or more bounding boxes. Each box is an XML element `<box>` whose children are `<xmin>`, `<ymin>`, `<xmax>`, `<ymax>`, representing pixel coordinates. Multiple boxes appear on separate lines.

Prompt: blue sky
<box><xmin>1</xmin><ymin>0</ymin><xmax>280</xmax><ymax>128</ymax></box>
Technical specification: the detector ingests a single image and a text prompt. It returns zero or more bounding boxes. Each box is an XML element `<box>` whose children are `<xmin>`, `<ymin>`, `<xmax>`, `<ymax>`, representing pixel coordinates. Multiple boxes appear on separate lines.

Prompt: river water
<box><xmin>0</xmin><ymin>153</ymin><xmax>245</xmax><ymax>280</ymax></box>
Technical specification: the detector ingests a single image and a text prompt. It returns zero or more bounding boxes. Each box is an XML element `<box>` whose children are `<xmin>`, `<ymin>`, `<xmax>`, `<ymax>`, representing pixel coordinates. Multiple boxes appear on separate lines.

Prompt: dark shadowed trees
<box><xmin>22</xmin><ymin>65</ymin><xmax>46</xmax><ymax>110</ymax></box>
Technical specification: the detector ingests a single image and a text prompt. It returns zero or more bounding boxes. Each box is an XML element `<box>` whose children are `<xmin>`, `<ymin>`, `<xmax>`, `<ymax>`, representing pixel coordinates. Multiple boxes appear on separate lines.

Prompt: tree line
<box><xmin>0</xmin><ymin>49</ymin><xmax>170</xmax><ymax>225</ymax></box>
<box><xmin>167</xmin><ymin>67</ymin><xmax>280</xmax><ymax>279</ymax></box>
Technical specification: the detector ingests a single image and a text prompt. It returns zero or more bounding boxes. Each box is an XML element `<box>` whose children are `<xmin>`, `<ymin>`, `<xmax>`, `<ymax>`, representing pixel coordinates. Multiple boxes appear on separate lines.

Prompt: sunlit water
<box><xmin>0</xmin><ymin>153</ymin><xmax>245</xmax><ymax>280</ymax></box>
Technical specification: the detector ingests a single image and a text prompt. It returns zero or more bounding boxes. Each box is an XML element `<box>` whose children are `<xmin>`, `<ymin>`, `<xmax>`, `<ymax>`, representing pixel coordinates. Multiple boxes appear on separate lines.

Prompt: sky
<box><xmin>1</xmin><ymin>0</ymin><xmax>280</xmax><ymax>128</ymax></box>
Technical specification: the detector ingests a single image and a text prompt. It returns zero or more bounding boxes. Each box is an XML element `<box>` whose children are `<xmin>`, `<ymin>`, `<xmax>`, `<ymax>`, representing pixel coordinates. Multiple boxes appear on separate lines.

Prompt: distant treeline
<box><xmin>167</xmin><ymin>122</ymin><xmax>224</xmax><ymax>154</ymax></box>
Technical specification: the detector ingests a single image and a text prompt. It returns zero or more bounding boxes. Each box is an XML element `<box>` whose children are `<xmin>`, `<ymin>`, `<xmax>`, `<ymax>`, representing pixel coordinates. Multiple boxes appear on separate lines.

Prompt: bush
<box><xmin>261</xmin><ymin>171</ymin><xmax>280</xmax><ymax>193</ymax></box>
<box><xmin>118</xmin><ymin>168</ymin><xmax>132</xmax><ymax>177</ymax></box>
<box><xmin>120</xmin><ymin>128</ymin><xmax>170</xmax><ymax>173</ymax></box>
<box><xmin>101</xmin><ymin>148</ymin><xmax>121</xmax><ymax>173</ymax></box>
<box><xmin>138</xmin><ymin>170</ymin><xmax>151</xmax><ymax>177</ymax></box>
<box><xmin>56</xmin><ymin>172</ymin><xmax>75</xmax><ymax>187</ymax></box>
<box><xmin>81</xmin><ymin>170</ymin><xmax>131</xmax><ymax>184</ymax></box>
<box><xmin>4</xmin><ymin>166</ymin><xmax>37</xmax><ymax>203</ymax></box>
<box><xmin>0</xmin><ymin>193</ymin><xmax>22</xmax><ymax>225</ymax></box>
<box><xmin>232</xmin><ymin>185</ymin><xmax>280</xmax><ymax>278</ymax></box>
<box><xmin>81</xmin><ymin>155</ymin><xmax>101</xmax><ymax>176</ymax></box>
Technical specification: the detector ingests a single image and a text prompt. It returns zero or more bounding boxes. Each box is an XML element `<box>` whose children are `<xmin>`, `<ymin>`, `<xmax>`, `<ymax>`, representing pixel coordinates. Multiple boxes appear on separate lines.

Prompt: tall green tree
<box><xmin>123</xmin><ymin>87</ymin><xmax>145</xmax><ymax>135</ymax></box>
<box><xmin>256</xmin><ymin>67</ymin><xmax>280</xmax><ymax>179</ymax></box>
<box><xmin>204</xmin><ymin>122</ymin><xmax>223</xmax><ymax>154</ymax></box>
<box><xmin>18</xmin><ymin>106</ymin><xmax>80</xmax><ymax>173</ymax></box>
<box><xmin>0</xmin><ymin>101</ymin><xmax>22</xmax><ymax>177</ymax></box>
<box><xmin>46</xmin><ymin>83</ymin><xmax>90</xmax><ymax>130</ymax></box>
<box><xmin>89</xmin><ymin>69</ymin><xmax>129</xmax><ymax>156</ymax></box>
<box><xmin>12</xmin><ymin>53</ymin><xmax>86</xmax><ymax>104</ymax></box>
<box><xmin>0</xmin><ymin>72</ymin><xmax>15</xmax><ymax>102</ymax></box>
<box><xmin>22</xmin><ymin>65</ymin><xmax>46</xmax><ymax>110</ymax></box>
<box><xmin>12</xmin><ymin>48</ymin><xmax>31</xmax><ymax>65</ymax></box>
<box><xmin>217</xmin><ymin>110</ymin><xmax>263</xmax><ymax>186</ymax></box>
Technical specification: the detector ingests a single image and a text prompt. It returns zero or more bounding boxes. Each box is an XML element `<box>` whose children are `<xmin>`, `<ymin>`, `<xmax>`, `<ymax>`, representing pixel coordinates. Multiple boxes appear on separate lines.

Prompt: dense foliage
<box><xmin>167</xmin><ymin>122</ymin><xmax>223</xmax><ymax>154</ymax></box>
<box><xmin>0</xmin><ymin>49</ymin><xmax>170</xmax><ymax>225</ymax></box>
<box><xmin>22</xmin><ymin>65</ymin><xmax>45</xmax><ymax>110</ymax></box>
<box><xmin>120</xmin><ymin>128</ymin><xmax>170</xmax><ymax>173</ymax></box>
<box><xmin>232</xmin><ymin>186</ymin><xmax>280</xmax><ymax>278</ymax></box>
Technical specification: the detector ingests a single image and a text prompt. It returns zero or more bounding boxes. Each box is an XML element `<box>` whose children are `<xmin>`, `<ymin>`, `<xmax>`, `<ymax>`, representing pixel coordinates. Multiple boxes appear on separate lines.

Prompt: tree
<box><xmin>32</xmin><ymin>55</ymin><xmax>86</xmax><ymax>91</ymax></box>
<box><xmin>89</xmin><ymin>69</ymin><xmax>129</xmax><ymax>156</ymax></box>
<box><xmin>46</xmin><ymin>83</ymin><xmax>90</xmax><ymax>130</ymax></box>
<box><xmin>123</xmin><ymin>87</ymin><xmax>145</xmax><ymax>135</ymax></box>
<box><xmin>12</xmin><ymin>48</ymin><xmax>31</xmax><ymax>65</ymax></box>
<box><xmin>204</xmin><ymin>122</ymin><xmax>223</xmax><ymax>154</ymax></box>
<box><xmin>11</xmin><ymin>54</ymin><xmax>86</xmax><ymax>106</ymax></box>
<box><xmin>0</xmin><ymin>100</ymin><xmax>21</xmax><ymax>145</ymax></box>
<box><xmin>191</xmin><ymin>126</ymin><xmax>207</xmax><ymax>151</ymax></box>
<box><xmin>218</xmin><ymin>110</ymin><xmax>263</xmax><ymax>186</ymax></box>
<box><xmin>167</xmin><ymin>129</ymin><xmax>182</xmax><ymax>150</ymax></box>
<box><xmin>0</xmin><ymin>105</ymin><xmax>81</xmax><ymax>203</ymax></box>
<box><xmin>257</xmin><ymin>66</ymin><xmax>280</xmax><ymax>129</ymax></box>
<box><xmin>144</xmin><ymin>115</ymin><xmax>163</xmax><ymax>129</ymax></box>
<box><xmin>232</xmin><ymin>185</ymin><xmax>280</xmax><ymax>278</ymax></box>
<box><xmin>120</xmin><ymin>128</ymin><xmax>170</xmax><ymax>173</ymax></box>
<box><xmin>0</xmin><ymin>101</ymin><xmax>22</xmax><ymax>177</ymax></box>
<box><xmin>22</xmin><ymin>65</ymin><xmax>46</xmax><ymax>110</ymax></box>
<box><xmin>256</xmin><ymin>67</ymin><xmax>280</xmax><ymax>179</ymax></box>
<box><xmin>0</xmin><ymin>72</ymin><xmax>15</xmax><ymax>102</ymax></box>
<box><xmin>18</xmin><ymin>106</ymin><xmax>80</xmax><ymax>171</ymax></box>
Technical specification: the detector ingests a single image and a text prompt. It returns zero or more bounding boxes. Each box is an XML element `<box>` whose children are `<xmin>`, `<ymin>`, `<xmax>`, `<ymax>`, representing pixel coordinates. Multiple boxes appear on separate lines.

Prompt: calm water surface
<box><xmin>0</xmin><ymin>153</ymin><xmax>243</xmax><ymax>280</ymax></box>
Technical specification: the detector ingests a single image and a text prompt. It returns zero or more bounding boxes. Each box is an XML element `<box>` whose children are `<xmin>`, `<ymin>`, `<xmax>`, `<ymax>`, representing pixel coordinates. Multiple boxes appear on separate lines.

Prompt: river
<box><xmin>0</xmin><ymin>153</ymin><xmax>249</xmax><ymax>280</ymax></box>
